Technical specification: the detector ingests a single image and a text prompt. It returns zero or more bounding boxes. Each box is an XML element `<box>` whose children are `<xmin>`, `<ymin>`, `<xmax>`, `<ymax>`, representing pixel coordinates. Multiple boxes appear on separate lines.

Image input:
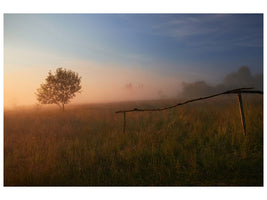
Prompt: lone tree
<box><xmin>36</xmin><ymin>68</ymin><xmax>82</xmax><ymax>111</ymax></box>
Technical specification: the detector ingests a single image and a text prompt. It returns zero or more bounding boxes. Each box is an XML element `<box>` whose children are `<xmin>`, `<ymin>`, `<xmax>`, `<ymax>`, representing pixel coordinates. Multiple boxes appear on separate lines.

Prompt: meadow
<box><xmin>4</xmin><ymin>95</ymin><xmax>263</xmax><ymax>186</ymax></box>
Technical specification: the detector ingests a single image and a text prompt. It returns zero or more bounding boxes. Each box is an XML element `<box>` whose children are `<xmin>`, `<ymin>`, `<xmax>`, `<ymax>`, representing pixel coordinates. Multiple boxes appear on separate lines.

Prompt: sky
<box><xmin>4</xmin><ymin>14</ymin><xmax>263</xmax><ymax>108</ymax></box>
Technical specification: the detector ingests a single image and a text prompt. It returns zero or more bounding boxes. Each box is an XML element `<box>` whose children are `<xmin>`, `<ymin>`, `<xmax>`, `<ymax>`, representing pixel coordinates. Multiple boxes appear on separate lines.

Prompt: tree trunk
<box><xmin>62</xmin><ymin>103</ymin><xmax>65</xmax><ymax>111</ymax></box>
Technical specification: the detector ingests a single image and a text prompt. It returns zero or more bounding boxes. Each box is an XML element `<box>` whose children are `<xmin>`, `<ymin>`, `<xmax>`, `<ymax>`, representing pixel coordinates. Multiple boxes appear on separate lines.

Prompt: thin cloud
<box><xmin>150</xmin><ymin>14</ymin><xmax>262</xmax><ymax>49</ymax></box>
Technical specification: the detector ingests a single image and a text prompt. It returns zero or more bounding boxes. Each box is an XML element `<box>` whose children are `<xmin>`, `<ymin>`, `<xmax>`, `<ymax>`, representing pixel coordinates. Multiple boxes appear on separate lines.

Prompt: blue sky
<box><xmin>4</xmin><ymin>14</ymin><xmax>263</xmax><ymax>106</ymax></box>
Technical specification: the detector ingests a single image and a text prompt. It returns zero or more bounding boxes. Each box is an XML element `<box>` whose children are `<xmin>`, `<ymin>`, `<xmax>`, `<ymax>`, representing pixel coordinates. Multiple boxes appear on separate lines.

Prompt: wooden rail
<box><xmin>115</xmin><ymin>88</ymin><xmax>263</xmax><ymax>135</ymax></box>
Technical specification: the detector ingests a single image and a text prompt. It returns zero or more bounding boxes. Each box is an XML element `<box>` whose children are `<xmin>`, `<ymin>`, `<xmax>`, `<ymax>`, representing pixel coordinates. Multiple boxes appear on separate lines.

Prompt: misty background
<box><xmin>120</xmin><ymin>65</ymin><xmax>263</xmax><ymax>101</ymax></box>
<box><xmin>180</xmin><ymin>66</ymin><xmax>263</xmax><ymax>98</ymax></box>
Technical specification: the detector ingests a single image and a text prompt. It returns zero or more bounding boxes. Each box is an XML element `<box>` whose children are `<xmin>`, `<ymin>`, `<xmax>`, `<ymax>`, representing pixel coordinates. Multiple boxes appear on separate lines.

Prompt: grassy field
<box><xmin>4</xmin><ymin>95</ymin><xmax>263</xmax><ymax>186</ymax></box>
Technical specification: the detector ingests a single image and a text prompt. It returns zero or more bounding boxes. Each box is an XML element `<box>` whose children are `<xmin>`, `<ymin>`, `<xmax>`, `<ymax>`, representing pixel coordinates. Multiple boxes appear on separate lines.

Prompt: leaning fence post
<box><xmin>123</xmin><ymin>112</ymin><xmax>126</xmax><ymax>134</ymax></box>
<box><xmin>237</xmin><ymin>93</ymin><xmax>246</xmax><ymax>136</ymax></box>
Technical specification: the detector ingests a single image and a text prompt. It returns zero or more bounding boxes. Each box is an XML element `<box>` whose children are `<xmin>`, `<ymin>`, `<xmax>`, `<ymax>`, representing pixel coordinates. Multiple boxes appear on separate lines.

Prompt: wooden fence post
<box><xmin>237</xmin><ymin>93</ymin><xmax>246</xmax><ymax>136</ymax></box>
<box><xmin>123</xmin><ymin>112</ymin><xmax>126</xmax><ymax>134</ymax></box>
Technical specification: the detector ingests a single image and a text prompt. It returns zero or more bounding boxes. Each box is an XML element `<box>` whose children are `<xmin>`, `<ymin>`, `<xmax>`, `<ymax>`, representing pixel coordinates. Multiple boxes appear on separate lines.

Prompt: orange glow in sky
<box><xmin>4</xmin><ymin>47</ymin><xmax>182</xmax><ymax>108</ymax></box>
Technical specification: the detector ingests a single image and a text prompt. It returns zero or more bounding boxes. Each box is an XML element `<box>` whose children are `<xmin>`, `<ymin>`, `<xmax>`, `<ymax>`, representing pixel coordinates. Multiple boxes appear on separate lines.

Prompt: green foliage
<box><xmin>36</xmin><ymin>68</ymin><xmax>81</xmax><ymax>110</ymax></box>
<box><xmin>4</xmin><ymin>96</ymin><xmax>263</xmax><ymax>186</ymax></box>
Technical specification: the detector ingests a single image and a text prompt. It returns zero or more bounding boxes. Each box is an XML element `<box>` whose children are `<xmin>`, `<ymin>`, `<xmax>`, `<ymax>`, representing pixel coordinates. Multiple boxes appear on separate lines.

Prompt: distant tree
<box><xmin>36</xmin><ymin>68</ymin><xmax>82</xmax><ymax>111</ymax></box>
<box><xmin>223</xmin><ymin>66</ymin><xmax>253</xmax><ymax>88</ymax></box>
<box><xmin>125</xmin><ymin>82</ymin><xmax>133</xmax><ymax>90</ymax></box>
<box><xmin>181</xmin><ymin>81</ymin><xmax>215</xmax><ymax>98</ymax></box>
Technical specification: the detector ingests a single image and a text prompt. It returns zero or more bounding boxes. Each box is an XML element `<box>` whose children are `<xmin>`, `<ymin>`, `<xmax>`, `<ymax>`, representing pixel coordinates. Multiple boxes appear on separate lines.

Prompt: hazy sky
<box><xmin>4</xmin><ymin>14</ymin><xmax>263</xmax><ymax>108</ymax></box>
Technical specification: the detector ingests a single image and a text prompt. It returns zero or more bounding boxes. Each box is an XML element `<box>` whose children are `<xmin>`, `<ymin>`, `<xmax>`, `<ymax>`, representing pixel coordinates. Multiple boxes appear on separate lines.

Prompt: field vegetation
<box><xmin>4</xmin><ymin>95</ymin><xmax>263</xmax><ymax>186</ymax></box>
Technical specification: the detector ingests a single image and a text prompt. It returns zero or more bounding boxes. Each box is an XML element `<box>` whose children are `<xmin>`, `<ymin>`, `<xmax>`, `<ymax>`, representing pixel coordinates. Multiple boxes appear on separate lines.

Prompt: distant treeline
<box><xmin>180</xmin><ymin>66</ymin><xmax>263</xmax><ymax>98</ymax></box>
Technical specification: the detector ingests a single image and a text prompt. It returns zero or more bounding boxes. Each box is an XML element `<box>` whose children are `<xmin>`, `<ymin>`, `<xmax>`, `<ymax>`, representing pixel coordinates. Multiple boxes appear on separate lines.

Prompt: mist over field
<box><xmin>180</xmin><ymin>66</ymin><xmax>263</xmax><ymax>98</ymax></box>
<box><xmin>4</xmin><ymin>65</ymin><xmax>263</xmax><ymax>110</ymax></box>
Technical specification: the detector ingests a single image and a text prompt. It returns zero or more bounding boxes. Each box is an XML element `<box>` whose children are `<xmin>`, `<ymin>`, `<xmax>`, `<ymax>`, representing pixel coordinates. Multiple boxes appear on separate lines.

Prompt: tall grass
<box><xmin>4</xmin><ymin>95</ymin><xmax>263</xmax><ymax>186</ymax></box>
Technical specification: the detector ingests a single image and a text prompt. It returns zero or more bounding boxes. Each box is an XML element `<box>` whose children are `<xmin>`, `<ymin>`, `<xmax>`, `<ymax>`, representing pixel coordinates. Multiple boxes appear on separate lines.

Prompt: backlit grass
<box><xmin>4</xmin><ymin>95</ymin><xmax>263</xmax><ymax>186</ymax></box>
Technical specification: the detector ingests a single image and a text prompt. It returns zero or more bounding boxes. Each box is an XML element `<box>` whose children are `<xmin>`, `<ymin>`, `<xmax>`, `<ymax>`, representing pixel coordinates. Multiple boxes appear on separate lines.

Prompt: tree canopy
<box><xmin>36</xmin><ymin>68</ymin><xmax>81</xmax><ymax>110</ymax></box>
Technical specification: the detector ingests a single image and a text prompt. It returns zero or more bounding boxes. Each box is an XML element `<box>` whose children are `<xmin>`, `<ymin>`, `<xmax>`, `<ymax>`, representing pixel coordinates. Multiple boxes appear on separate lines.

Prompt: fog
<box><xmin>4</xmin><ymin>64</ymin><xmax>262</xmax><ymax>110</ymax></box>
<box><xmin>4</xmin><ymin>61</ymin><xmax>181</xmax><ymax>109</ymax></box>
<box><xmin>180</xmin><ymin>66</ymin><xmax>263</xmax><ymax>98</ymax></box>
